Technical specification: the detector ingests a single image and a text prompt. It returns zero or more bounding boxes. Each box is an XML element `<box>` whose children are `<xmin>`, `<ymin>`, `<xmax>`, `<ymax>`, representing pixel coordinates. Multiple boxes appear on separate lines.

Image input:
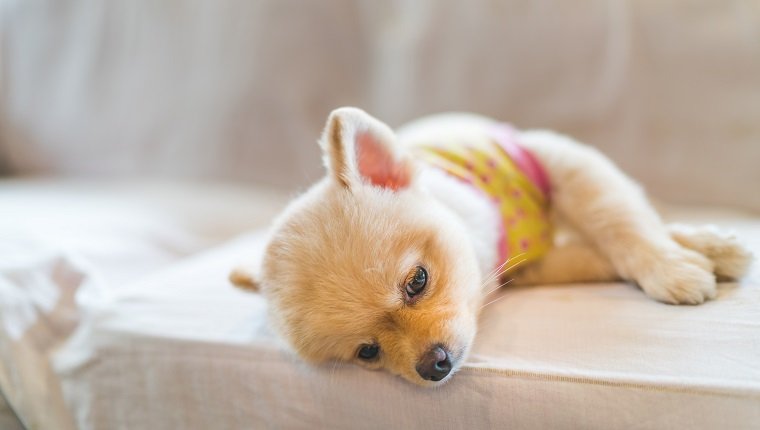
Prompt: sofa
<box><xmin>1</xmin><ymin>1</ymin><xmax>759</xmax><ymax>429</ymax></box>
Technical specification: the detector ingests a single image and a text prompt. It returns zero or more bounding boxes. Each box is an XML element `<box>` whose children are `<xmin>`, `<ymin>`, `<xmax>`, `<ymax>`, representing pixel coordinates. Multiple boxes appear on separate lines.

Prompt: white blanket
<box><xmin>1</xmin><ymin>180</ymin><xmax>758</xmax><ymax>429</ymax></box>
<box><xmin>0</xmin><ymin>180</ymin><xmax>286</xmax><ymax>429</ymax></box>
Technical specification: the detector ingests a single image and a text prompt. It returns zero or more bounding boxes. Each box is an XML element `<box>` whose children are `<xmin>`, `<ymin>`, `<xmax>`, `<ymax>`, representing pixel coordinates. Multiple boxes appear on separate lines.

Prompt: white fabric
<box><xmin>0</xmin><ymin>393</ymin><xmax>23</xmax><ymax>430</ymax></box>
<box><xmin>1</xmin><ymin>180</ymin><xmax>758</xmax><ymax>429</ymax></box>
<box><xmin>2</xmin><ymin>0</ymin><xmax>760</xmax><ymax>210</ymax></box>
<box><xmin>0</xmin><ymin>180</ymin><xmax>286</xmax><ymax>429</ymax></box>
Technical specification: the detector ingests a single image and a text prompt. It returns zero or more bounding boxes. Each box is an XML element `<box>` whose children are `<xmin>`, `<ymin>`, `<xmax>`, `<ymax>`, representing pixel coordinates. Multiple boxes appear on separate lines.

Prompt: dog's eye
<box><xmin>357</xmin><ymin>344</ymin><xmax>380</xmax><ymax>360</ymax></box>
<box><xmin>405</xmin><ymin>266</ymin><xmax>428</xmax><ymax>297</ymax></box>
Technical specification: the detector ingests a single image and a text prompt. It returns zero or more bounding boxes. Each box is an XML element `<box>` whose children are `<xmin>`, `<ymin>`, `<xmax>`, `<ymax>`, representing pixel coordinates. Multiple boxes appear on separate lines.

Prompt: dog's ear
<box><xmin>320</xmin><ymin>107</ymin><xmax>414</xmax><ymax>191</ymax></box>
<box><xmin>229</xmin><ymin>266</ymin><xmax>260</xmax><ymax>293</ymax></box>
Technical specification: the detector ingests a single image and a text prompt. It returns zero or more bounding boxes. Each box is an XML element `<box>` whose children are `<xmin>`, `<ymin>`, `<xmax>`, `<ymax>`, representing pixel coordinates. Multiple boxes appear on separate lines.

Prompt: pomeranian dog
<box><xmin>231</xmin><ymin>107</ymin><xmax>752</xmax><ymax>386</ymax></box>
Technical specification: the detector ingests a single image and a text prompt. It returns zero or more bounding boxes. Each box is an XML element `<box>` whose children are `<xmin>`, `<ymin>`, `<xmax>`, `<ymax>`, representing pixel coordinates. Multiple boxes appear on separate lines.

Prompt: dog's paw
<box><xmin>669</xmin><ymin>224</ymin><xmax>754</xmax><ymax>281</ymax></box>
<box><xmin>636</xmin><ymin>244</ymin><xmax>717</xmax><ymax>305</ymax></box>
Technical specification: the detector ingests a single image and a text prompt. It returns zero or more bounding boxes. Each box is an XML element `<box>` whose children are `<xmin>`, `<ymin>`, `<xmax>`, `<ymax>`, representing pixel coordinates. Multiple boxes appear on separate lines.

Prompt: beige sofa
<box><xmin>1</xmin><ymin>1</ymin><xmax>759</xmax><ymax>429</ymax></box>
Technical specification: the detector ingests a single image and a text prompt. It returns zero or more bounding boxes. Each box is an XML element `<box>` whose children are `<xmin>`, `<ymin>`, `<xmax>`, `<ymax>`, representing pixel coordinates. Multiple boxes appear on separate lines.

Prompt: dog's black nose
<box><xmin>416</xmin><ymin>345</ymin><xmax>452</xmax><ymax>381</ymax></box>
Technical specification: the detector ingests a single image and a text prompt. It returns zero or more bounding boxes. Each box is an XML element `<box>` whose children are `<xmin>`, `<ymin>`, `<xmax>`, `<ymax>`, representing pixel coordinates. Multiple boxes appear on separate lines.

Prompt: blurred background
<box><xmin>1</xmin><ymin>0</ymin><xmax>759</xmax><ymax>210</ymax></box>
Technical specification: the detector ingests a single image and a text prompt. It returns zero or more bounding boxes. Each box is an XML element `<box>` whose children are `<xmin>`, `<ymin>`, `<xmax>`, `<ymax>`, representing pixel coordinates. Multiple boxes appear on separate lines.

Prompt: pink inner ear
<box><xmin>356</xmin><ymin>132</ymin><xmax>411</xmax><ymax>191</ymax></box>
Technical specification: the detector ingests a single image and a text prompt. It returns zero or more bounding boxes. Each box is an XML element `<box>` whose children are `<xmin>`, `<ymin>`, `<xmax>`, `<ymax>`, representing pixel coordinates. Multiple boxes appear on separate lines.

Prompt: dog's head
<box><xmin>244</xmin><ymin>108</ymin><xmax>484</xmax><ymax>385</ymax></box>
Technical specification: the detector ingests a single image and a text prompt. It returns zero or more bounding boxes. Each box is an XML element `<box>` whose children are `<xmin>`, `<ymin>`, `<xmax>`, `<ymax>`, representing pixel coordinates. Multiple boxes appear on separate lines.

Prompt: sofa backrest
<box><xmin>2</xmin><ymin>0</ymin><xmax>759</xmax><ymax>210</ymax></box>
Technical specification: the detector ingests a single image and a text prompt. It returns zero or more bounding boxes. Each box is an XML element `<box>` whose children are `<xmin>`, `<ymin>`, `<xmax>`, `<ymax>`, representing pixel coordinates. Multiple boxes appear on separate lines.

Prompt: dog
<box><xmin>230</xmin><ymin>107</ymin><xmax>753</xmax><ymax>386</ymax></box>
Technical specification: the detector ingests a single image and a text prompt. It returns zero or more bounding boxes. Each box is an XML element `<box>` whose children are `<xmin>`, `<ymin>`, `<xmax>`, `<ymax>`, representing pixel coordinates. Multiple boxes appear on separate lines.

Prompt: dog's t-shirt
<box><xmin>412</xmin><ymin>124</ymin><xmax>553</xmax><ymax>269</ymax></box>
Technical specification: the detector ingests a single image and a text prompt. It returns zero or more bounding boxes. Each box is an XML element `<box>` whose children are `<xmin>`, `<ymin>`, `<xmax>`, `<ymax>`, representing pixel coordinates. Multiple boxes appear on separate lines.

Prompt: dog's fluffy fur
<box><xmin>231</xmin><ymin>107</ymin><xmax>753</xmax><ymax>386</ymax></box>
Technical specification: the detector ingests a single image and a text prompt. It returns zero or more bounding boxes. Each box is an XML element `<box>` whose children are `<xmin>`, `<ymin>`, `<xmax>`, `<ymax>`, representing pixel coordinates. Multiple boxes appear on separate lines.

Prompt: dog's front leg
<box><xmin>519</xmin><ymin>131</ymin><xmax>720</xmax><ymax>304</ymax></box>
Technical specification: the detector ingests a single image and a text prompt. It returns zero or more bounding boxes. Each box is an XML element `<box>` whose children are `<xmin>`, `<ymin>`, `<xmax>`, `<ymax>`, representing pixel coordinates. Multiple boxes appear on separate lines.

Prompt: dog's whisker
<box><xmin>480</xmin><ymin>293</ymin><xmax>509</xmax><ymax>310</ymax></box>
<box><xmin>483</xmin><ymin>276</ymin><xmax>516</xmax><ymax>297</ymax></box>
<box><xmin>480</xmin><ymin>258</ymin><xmax>527</xmax><ymax>291</ymax></box>
<box><xmin>483</xmin><ymin>278</ymin><xmax>515</xmax><ymax>296</ymax></box>
<box><xmin>480</xmin><ymin>254</ymin><xmax>526</xmax><ymax>288</ymax></box>
<box><xmin>480</xmin><ymin>257</ymin><xmax>514</xmax><ymax>287</ymax></box>
<box><xmin>481</xmin><ymin>263</ymin><xmax>505</xmax><ymax>286</ymax></box>
<box><xmin>481</xmin><ymin>261</ymin><xmax>525</xmax><ymax>288</ymax></box>
<box><xmin>479</xmin><ymin>253</ymin><xmax>526</xmax><ymax>287</ymax></box>
<box><xmin>491</xmin><ymin>258</ymin><xmax>526</xmax><ymax>282</ymax></box>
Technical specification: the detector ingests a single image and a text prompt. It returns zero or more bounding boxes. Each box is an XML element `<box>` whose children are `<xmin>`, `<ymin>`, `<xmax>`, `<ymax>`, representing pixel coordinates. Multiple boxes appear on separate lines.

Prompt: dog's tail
<box><xmin>229</xmin><ymin>267</ymin><xmax>260</xmax><ymax>292</ymax></box>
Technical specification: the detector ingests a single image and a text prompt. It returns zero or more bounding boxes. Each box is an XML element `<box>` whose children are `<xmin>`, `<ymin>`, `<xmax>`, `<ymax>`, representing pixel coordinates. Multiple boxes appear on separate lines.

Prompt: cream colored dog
<box><xmin>231</xmin><ymin>107</ymin><xmax>752</xmax><ymax>386</ymax></box>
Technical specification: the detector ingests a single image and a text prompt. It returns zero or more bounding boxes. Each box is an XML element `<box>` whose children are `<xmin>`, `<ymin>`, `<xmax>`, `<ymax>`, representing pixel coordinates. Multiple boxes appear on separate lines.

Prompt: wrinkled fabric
<box><xmin>0</xmin><ymin>180</ymin><xmax>758</xmax><ymax>429</ymax></box>
<box><xmin>0</xmin><ymin>180</ymin><xmax>286</xmax><ymax>429</ymax></box>
<box><xmin>56</xmin><ymin>211</ymin><xmax>760</xmax><ymax>430</ymax></box>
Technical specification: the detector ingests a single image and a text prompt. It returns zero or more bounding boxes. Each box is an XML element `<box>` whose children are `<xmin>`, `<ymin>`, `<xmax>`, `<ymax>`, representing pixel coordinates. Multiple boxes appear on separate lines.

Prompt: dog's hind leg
<box><xmin>511</xmin><ymin>242</ymin><xmax>619</xmax><ymax>286</ymax></box>
<box><xmin>518</xmin><ymin>130</ymin><xmax>720</xmax><ymax>304</ymax></box>
<box><xmin>512</xmin><ymin>225</ymin><xmax>754</xmax><ymax>288</ymax></box>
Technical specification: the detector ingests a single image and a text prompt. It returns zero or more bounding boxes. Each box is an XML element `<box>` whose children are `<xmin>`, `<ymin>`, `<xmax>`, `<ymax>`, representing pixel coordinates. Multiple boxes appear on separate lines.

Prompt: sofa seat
<box><xmin>1</xmin><ymin>179</ymin><xmax>758</xmax><ymax>429</ymax></box>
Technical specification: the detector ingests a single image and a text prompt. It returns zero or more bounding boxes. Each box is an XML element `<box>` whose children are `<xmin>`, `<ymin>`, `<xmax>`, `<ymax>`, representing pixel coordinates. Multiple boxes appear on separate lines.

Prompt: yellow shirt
<box><xmin>412</xmin><ymin>124</ymin><xmax>552</xmax><ymax>270</ymax></box>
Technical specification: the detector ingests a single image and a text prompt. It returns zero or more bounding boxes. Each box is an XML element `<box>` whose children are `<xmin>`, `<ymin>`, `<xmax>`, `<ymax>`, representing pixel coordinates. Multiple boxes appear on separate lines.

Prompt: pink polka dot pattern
<box><xmin>411</xmin><ymin>124</ymin><xmax>553</xmax><ymax>271</ymax></box>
